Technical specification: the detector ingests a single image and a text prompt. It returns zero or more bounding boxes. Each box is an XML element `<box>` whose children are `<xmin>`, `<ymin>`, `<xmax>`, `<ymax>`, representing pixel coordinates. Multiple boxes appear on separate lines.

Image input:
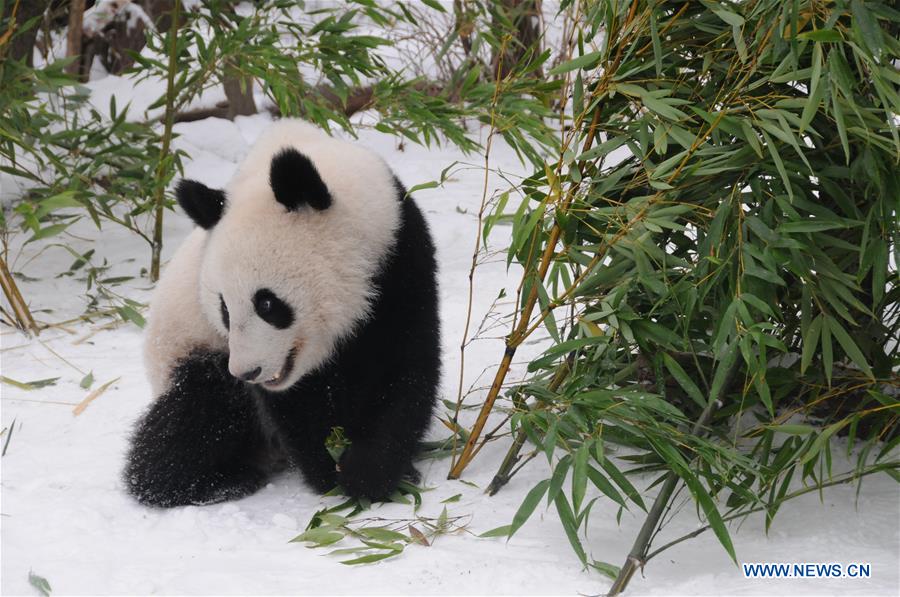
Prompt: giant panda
<box><xmin>124</xmin><ymin>119</ymin><xmax>440</xmax><ymax>507</ymax></box>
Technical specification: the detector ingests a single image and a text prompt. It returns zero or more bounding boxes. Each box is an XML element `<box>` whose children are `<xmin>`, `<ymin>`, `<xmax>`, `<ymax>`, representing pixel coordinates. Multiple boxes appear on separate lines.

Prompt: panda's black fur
<box><xmin>124</xmin><ymin>154</ymin><xmax>439</xmax><ymax>507</ymax></box>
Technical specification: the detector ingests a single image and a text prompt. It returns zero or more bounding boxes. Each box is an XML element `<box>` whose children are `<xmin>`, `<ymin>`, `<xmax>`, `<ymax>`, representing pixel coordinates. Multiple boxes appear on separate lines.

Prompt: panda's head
<box><xmin>176</xmin><ymin>120</ymin><xmax>400</xmax><ymax>391</ymax></box>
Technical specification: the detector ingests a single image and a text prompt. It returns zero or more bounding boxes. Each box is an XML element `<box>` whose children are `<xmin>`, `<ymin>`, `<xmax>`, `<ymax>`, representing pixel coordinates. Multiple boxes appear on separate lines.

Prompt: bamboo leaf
<box><xmin>479</xmin><ymin>525</ymin><xmax>512</xmax><ymax>538</ymax></box>
<box><xmin>662</xmin><ymin>354</ymin><xmax>706</xmax><ymax>408</ymax></box>
<box><xmin>572</xmin><ymin>443</ymin><xmax>590</xmax><ymax>513</ymax></box>
<box><xmin>28</xmin><ymin>571</ymin><xmax>52</xmax><ymax>597</ymax></box>
<box><xmin>826</xmin><ymin>317</ymin><xmax>874</xmax><ymax>379</ymax></box>
<box><xmin>548</xmin><ymin>51</ymin><xmax>602</xmax><ymax>75</ymax></box>
<box><xmin>683</xmin><ymin>475</ymin><xmax>736</xmax><ymax>562</ymax></box>
<box><xmin>600</xmin><ymin>458</ymin><xmax>646</xmax><ymax>511</ymax></box>
<box><xmin>801</xmin><ymin>315</ymin><xmax>823</xmax><ymax>374</ymax></box>
<box><xmin>554</xmin><ymin>492</ymin><xmax>587</xmax><ymax>565</ymax></box>
<box><xmin>340</xmin><ymin>550</ymin><xmax>403</xmax><ymax>565</ymax></box>
<box><xmin>509</xmin><ymin>479</ymin><xmax>550</xmax><ymax>537</ymax></box>
<box><xmin>759</xmin><ymin>129</ymin><xmax>793</xmax><ymax>200</ymax></box>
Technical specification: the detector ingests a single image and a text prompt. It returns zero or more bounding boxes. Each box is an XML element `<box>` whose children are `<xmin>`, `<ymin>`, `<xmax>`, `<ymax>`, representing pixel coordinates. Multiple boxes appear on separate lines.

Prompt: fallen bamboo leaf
<box><xmin>79</xmin><ymin>371</ymin><xmax>94</xmax><ymax>389</ymax></box>
<box><xmin>73</xmin><ymin>377</ymin><xmax>120</xmax><ymax>416</ymax></box>
<box><xmin>2</xmin><ymin>418</ymin><xmax>16</xmax><ymax>457</ymax></box>
<box><xmin>28</xmin><ymin>570</ymin><xmax>52</xmax><ymax>596</ymax></box>
<box><xmin>408</xmin><ymin>525</ymin><xmax>430</xmax><ymax>546</ymax></box>
<box><xmin>0</xmin><ymin>376</ymin><xmax>61</xmax><ymax>390</ymax></box>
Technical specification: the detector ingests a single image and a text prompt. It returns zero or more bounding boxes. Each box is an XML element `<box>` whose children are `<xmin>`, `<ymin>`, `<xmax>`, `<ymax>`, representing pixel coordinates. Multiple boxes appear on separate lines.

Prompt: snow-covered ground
<box><xmin>2</xmin><ymin>88</ymin><xmax>899</xmax><ymax>596</ymax></box>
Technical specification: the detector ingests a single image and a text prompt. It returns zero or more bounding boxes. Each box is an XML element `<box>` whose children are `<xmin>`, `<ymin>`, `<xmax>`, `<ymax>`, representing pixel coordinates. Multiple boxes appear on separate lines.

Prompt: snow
<box><xmin>83</xmin><ymin>1</ymin><xmax>154</xmax><ymax>37</ymax></box>
<box><xmin>2</xmin><ymin>71</ymin><xmax>899</xmax><ymax>597</ymax></box>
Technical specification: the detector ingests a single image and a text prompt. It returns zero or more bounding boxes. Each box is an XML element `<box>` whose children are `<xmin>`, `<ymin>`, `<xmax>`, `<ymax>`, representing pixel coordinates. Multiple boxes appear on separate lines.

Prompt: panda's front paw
<box><xmin>335</xmin><ymin>444</ymin><xmax>400</xmax><ymax>502</ymax></box>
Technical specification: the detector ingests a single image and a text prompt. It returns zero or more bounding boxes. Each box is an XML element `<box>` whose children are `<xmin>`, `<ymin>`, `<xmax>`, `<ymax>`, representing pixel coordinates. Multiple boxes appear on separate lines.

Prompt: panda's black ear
<box><xmin>269</xmin><ymin>148</ymin><xmax>332</xmax><ymax>212</ymax></box>
<box><xmin>176</xmin><ymin>179</ymin><xmax>226</xmax><ymax>229</ymax></box>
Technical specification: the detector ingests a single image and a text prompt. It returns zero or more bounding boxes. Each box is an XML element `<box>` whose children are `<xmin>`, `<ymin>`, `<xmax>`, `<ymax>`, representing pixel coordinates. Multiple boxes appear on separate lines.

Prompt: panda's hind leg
<box><xmin>124</xmin><ymin>351</ymin><xmax>269</xmax><ymax>507</ymax></box>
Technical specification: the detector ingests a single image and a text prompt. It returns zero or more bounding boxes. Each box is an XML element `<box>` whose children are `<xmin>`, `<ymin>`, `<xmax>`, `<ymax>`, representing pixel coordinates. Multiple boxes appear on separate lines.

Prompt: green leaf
<box><xmin>509</xmin><ymin>479</ymin><xmax>550</xmax><ymax>537</ymax></box>
<box><xmin>291</xmin><ymin>527</ymin><xmax>345</xmax><ymax>546</ymax></box>
<box><xmin>710</xmin><ymin>342</ymin><xmax>738</xmax><ymax>402</ymax></box>
<box><xmin>420</xmin><ymin>0</ymin><xmax>447</xmax><ymax>12</ymax></box>
<box><xmin>800</xmin><ymin>43</ymin><xmax>824</xmax><ymax>134</ymax></box>
<box><xmin>406</xmin><ymin>180</ymin><xmax>439</xmax><ymax>195</ymax></box>
<box><xmin>572</xmin><ymin>443</ymin><xmax>590</xmax><ymax>513</ymax></box>
<box><xmin>357</xmin><ymin>527</ymin><xmax>408</xmax><ymax>543</ymax></box>
<box><xmin>830</xmin><ymin>78</ymin><xmax>850</xmax><ymax>164</ymax></box>
<box><xmin>586</xmin><ymin>465</ymin><xmax>626</xmax><ymax>508</ymax></box>
<box><xmin>479</xmin><ymin>525</ymin><xmax>513</xmax><ymax>538</ymax></box>
<box><xmin>79</xmin><ymin>371</ymin><xmax>94</xmax><ymax>390</ymax></box>
<box><xmin>710</xmin><ymin>6</ymin><xmax>744</xmax><ymax>27</ymax></box>
<box><xmin>780</xmin><ymin>220</ymin><xmax>849</xmax><ymax>233</ymax></box>
<box><xmin>340</xmin><ymin>550</ymin><xmax>403</xmax><ymax>565</ymax></box>
<box><xmin>26</xmin><ymin>223</ymin><xmax>70</xmax><ymax>244</ymax></box>
<box><xmin>662</xmin><ymin>354</ymin><xmax>706</xmax><ymax>408</ymax></box>
<box><xmin>822</xmin><ymin>318</ymin><xmax>834</xmax><ymax>385</ymax></box>
<box><xmin>548</xmin><ymin>51</ymin><xmax>602</xmax><ymax>75</ymax></box>
<box><xmin>116</xmin><ymin>305</ymin><xmax>146</xmax><ymax>328</ymax></box>
<box><xmin>801</xmin><ymin>315</ymin><xmax>823</xmax><ymax>375</ymax></box>
<box><xmin>641</xmin><ymin>95</ymin><xmax>689</xmax><ymax>121</ymax></box>
<box><xmin>29</xmin><ymin>571</ymin><xmax>52</xmax><ymax>597</ymax></box>
<box><xmin>600</xmin><ymin>458</ymin><xmax>646</xmax><ymax>511</ymax></box>
<box><xmin>826</xmin><ymin>317</ymin><xmax>874</xmax><ymax>380</ymax></box>
<box><xmin>759</xmin><ymin>129</ymin><xmax>792</xmax><ymax>200</ymax></box>
<box><xmin>554</xmin><ymin>492</ymin><xmax>587</xmax><ymax>565</ymax></box>
<box><xmin>769</xmin><ymin>424</ymin><xmax>816</xmax><ymax>435</ymax></box>
<box><xmin>797</xmin><ymin>29</ymin><xmax>842</xmax><ymax>42</ymax></box>
<box><xmin>0</xmin><ymin>376</ymin><xmax>60</xmax><ymax>390</ymax></box>
<box><xmin>591</xmin><ymin>561</ymin><xmax>621</xmax><ymax>581</ymax></box>
<box><xmin>851</xmin><ymin>0</ymin><xmax>882</xmax><ymax>59</ymax></box>
<box><xmin>440</xmin><ymin>493</ymin><xmax>461</xmax><ymax>504</ymax></box>
<box><xmin>548</xmin><ymin>453</ymin><xmax>571</xmax><ymax>505</ymax></box>
<box><xmin>800</xmin><ymin>420</ymin><xmax>850</xmax><ymax>465</ymax></box>
<box><xmin>683</xmin><ymin>475</ymin><xmax>736</xmax><ymax>562</ymax></box>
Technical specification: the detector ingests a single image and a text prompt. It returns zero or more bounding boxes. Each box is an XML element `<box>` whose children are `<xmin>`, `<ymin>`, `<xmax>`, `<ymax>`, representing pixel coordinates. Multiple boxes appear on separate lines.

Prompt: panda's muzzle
<box><xmin>261</xmin><ymin>345</ymin><xmax>298</xmax><ymax>390</ymax></box>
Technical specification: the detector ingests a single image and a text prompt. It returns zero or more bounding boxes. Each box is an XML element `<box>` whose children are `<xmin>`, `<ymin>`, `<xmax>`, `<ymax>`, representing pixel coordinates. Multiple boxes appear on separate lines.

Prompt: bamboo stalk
<box><xmin>486</xmin><ymin>355</ymin><xmax>573</xmax><ymax>495</ymax></box>
<box><xmin>149</xmin><ymin>0</ymin><xmax>181</xmax><ymax>282</ymax></box>
<box><xmin>451</xmin><ymin>35</ymin><xmax>508</xmax><ymax>458</ymax></box>
<box><xmin>448</xmin><ymin>103</ymin><xmax>603</xmax><ymax>480</ymax></box>
<box><xmin>447</xmin><ymin>0</ymin><xmax>641</xmax><ymax>481</ymax></box>
<box><xmin>0</xmin><ymin>254</ymin><xmax>39</xmax><ymax>336</ymax></box>
<box><xmin>607</xmin><ymin>357</ymin><xmax>740</xmax><ymax>596</ymax></box>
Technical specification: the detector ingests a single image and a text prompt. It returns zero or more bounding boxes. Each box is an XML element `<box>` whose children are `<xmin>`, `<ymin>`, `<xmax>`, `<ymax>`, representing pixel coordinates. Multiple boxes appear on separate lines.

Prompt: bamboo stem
<box><xmin>486</xmin><ymin>423</ymin><xmax>528</xmax><ymax>495</ymax></box>
<box><xmin>448</xmin><ymin>106</ymin><xmax>602</xmax><ymax>481</ymax></box>
<box><xmin>486</xmin><ymin>355</ymin><xmax>573</xmax><ymax>495</ymax></box>
<box><xmin>451</xmin><ymin>34</ymin><xmax>508</xmax><ymax>462</ymax></box>
<box><xmin>149</xmin><ymin>0</ymin><xmax>181</xmax><ymax>282</ymax></box>
<box><xmin>0</xmin><ymin>254</ymin><xmax>39</xmax><ymax>336</ymax></box>
<box><xmin>447</xmin><ymin>0</ymin><xmax>641</xmax><ymax>481</ymax></box>
<box><xmin>607</xmin><ymin>357</ymin><xmax>740</xmax><ymax>597</ymax></box>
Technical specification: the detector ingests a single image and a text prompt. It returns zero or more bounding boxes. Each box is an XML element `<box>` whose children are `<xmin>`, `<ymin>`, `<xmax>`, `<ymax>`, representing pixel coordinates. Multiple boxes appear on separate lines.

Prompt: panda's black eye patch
<box><xmin>219</xmin><ymin>295</ymin><xmax>230</xmax><ymax>330</ymax></box>
<box><xmin>253</xmin><ymin>288</ymin><xmax>294</xmax><ymax>329</ymax></box>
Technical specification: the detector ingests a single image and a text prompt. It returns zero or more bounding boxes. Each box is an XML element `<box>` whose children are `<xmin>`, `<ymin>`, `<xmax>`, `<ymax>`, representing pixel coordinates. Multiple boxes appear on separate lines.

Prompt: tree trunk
<box><xmin>491</xmin><ymin>0</ymin><xmax>542</xmax><ymax>80</ymax></box>
<box><xmin>65</xmin><ymin>0</ymin><xmax>85</xmax><ymax>77</ymax></box>
<box><xmin>141</xmin><ymin>0</ymin><xmax>175</xmax><ymax>30</ymax></box>
<box><xmin>221</xmin><ymin>1</ymin><xmax>256</xmax><ymax>120</ymax></box>
<box><xmin>5</xmin><ymin>0</ymin><xmax>51</xmax><ymax>66</ymax></box>
<box><xmin>223</xmin><ymin>66</ymin><xmax>257</xmax><ymax>120</ymax></box>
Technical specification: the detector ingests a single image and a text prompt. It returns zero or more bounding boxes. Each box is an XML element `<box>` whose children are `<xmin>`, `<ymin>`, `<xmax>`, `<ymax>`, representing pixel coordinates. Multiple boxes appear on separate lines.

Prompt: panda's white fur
<box><xmin>127</xmin><ymin>118</ymin><xmax>441</xmax><ymax>506</ymax></box>
<box><xmin>144</xmin><ymin>119</ymin><xmax>400</xmax><ymax>394</ymax></box>
<box><xmin>144</xmin><ymin>227</ymin><xmax>224</xmax><ymax>396</ymax></box>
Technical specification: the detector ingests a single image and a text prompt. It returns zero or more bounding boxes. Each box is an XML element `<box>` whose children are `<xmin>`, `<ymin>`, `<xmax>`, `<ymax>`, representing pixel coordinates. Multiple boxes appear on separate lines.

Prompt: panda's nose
<box><xmin>237</xmin><ymin>367</ymin><xmax>262</xmax><ymax>382</ymax></box>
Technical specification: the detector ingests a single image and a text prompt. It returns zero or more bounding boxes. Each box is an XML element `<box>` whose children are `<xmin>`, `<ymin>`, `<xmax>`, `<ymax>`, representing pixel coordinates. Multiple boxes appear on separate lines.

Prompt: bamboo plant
<box><xmin>449</xmin><ymin>0</ymin><xmax>899</xmax><ymax>590</ymax></box>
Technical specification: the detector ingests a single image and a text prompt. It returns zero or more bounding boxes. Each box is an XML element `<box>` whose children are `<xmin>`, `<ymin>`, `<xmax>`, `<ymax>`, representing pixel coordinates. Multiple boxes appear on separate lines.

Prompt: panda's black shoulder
<box><xmin>391</xmin><ymin>176</ymin><xmax>406</xmax><ymax>202</ymax></box>
<box><xmin>390</xmin><ymin>175</ymin><xmax>436</xmax><ymax>259</ymax></box>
